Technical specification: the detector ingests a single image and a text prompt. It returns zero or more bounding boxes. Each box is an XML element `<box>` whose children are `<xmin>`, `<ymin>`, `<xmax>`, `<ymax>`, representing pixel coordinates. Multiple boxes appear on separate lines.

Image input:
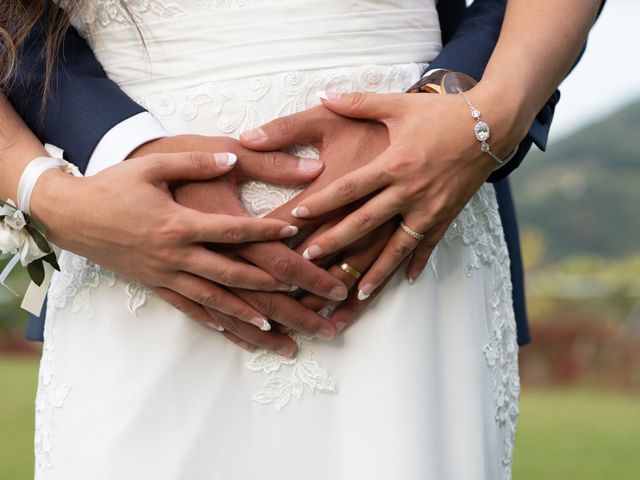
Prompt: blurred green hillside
<box><xmin>512</xmin><ymin>98</ymin><xmax>640</xmax><ymax>262</ymax></box>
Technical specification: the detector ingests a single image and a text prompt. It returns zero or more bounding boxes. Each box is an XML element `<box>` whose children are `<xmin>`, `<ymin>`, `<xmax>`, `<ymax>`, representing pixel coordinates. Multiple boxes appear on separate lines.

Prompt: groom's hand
<box><xmin>130</xmin><ymin>134</ymin><xmax>348</xmax><ymax>355</ymax></box>
<box><xmin>239</xmin><ymin>106</ymin><xmax>400</xmax><ymax>331</ymax></box>
<box><xmin>133</xmin><ymin>135</ymin><xmax>348</xmax><ymax>300</ymax></box>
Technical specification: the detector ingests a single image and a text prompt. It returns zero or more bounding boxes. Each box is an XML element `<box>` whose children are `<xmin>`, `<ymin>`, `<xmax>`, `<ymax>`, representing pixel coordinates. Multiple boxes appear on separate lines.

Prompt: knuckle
<box><xmin>347</xmin><ymin>92</ymin><xmax>366</xmax><ymax>109</ymax></box>
<box><xmin>215</xmin><ymin>268</ymin><xmax>239</xmax><ymax>287</ymax></box>
<box><xmin>275</xmin><ymin>115</ymin><xmax>296</xmax><ymax>137</ymax></box>
<box><xmin>271</xmin><ymin>255</ymin><xmax>297</xmax><ymax>279</ymax></box>
<box><xmin>387</xmin><ymin>155</ymin><xmax>415</xmax><ymax>177</ymax></box>
<box><xmin>153</xmin><ymin>247</ymin><xmax>179</xmax><ymax>266</ymax></box>
<box><xmin>337</xmin><ymin>179</ymin><xmax>358</xmax><ymax>201</ymax></box>
<box><xmin>391</xmin><ymin>243</ymin><xmax>413</xmax><ymax>259</ymax></box>
<box><xmin>188</xmin><ymin>151</ymin><xmax>210</xmax><ymax>170</ymax></box>
<box><xmin>223</xmin><ymin>224</ymin><xmax>248</xmax><ymax>243</ymax></box>
<box><xmin>352</xmin><ymin>210</ymin><xmax>376</xmax><ymax>230</ymax></box>
<box><xmin>156</xmin><ymin>216</ymin><xmax>190</xmax><ymax>244</ymax></box>
<box><xmin>194</xmin><ymin>289</ymin><xmax>222</xmax><ymax>308</ymax></box>
<box><xmin>264</xmin><ymin>151</ymin><xmax>287</xmax><ymax>171</ymax></box>
<box><xmin>253</xmin><ymin>294</ymin><xmax>278</xmax><ymax>318</ymax></box>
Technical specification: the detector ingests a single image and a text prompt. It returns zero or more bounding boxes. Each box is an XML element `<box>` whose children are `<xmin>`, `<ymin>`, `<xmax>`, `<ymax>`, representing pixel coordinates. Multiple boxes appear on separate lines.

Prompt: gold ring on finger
<box><xmin>339</xmin><ymin>261</ymin><xmax>362</xmax><ymax>280</ymax></box>
<box><xmin>399</xmin><ymin>221</ymin><xmax>425</xmax><ymax>241</ymax></box>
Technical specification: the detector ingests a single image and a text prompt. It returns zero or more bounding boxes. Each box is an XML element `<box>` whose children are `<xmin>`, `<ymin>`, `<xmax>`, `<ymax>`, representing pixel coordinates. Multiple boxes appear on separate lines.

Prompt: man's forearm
<box><xmin>7</xmin><ymin>15</ymin><xmax>145</xmax><ymax>171</ymax></box>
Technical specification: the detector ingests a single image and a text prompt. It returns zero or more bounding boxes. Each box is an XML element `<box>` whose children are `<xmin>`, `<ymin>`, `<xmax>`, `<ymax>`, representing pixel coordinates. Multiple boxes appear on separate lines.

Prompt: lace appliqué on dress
<box><xmin>35</xmin><ymin>253</ymin><xmax>116</xmax><ymax>474</ymax></box>
<box><xmin>125</xmin><ymin>282</ymin><xmax>153</xmax><ymax>315</ymax></box>
<box><xmin>90</xmin><ymin>0</ymin><xmax>186</xmax><ymax>28</ymax></box>
<box><xmin>247</xmin><ymin>335</ymin><xmax>337</xmax><ymax>410</ymax></box>
<box><xmin>440</xmin><ymin>186</ymin><xmax>520</xmax><ymax>480</ymax></box>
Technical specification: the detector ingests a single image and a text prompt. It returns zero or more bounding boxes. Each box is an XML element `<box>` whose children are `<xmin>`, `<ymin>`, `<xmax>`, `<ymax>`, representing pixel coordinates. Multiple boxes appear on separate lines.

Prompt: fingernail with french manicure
<box><xmin>358</xmin><ymin>284</ymin><xmax>376</xmax><ymax>301</ymax></box>
<box><xmin>277</xmin><ymin>283</ymin><xmax>295</xmax><ymax>292</ymax></box>
<box><xmin>302</xmin><ymin>244</ymin><xmax>323</xmax><ymax>260</ymax></box>
<box><xmin>241</xmin><ymin>127</ymin><xmax>267</xmax><ymax>143</ymax></box>
<box><xmin>335</xmin><ymin>321</ymin><xmax>347</xmax><ymax>333</ymax></box>
<box><xmin>298</xmin><ymin>157</ymin><xmax>323</xmax><ymax>173</ymax></box>
<box><xmin>329</xmin><ymin>285</ymin><xmax>348</xmax><ymax>301</ymax></box>
<box><xmin>207</xmin><ymin>322</ymin><xmax>225</xmax><ymax>332</ymax></box>
<box><xmin>251</xmin><ymin>317</ymin><xmax>271</xmax><ymax>331</ymax></box>
<box><xmin>317</xmin><ymin>90</ymin><xmax>342</xmax><ymax>102</ymax></box>
<box><xmin>316</xmin><ymin>326</ymin><xmax>335</xmax><ymax>341</ymax></box>
<box><xmin>291</xmin><ymin>206</ymin><xmax>310</xmax><ymax>218</ymax></box>
<box><xmin>408</xmin><ymin>270</ymin><xmax>423</xmax><ymax>285</ymax></box>
<box><xmin>279</xmin><ymin>225</ymin><xmax>299</xmax><ymax>238</ymax></box>
<box><xmin>213</xmin><ymin>152</ymin><xmax>237</xmax><ymax>167</ymax></box>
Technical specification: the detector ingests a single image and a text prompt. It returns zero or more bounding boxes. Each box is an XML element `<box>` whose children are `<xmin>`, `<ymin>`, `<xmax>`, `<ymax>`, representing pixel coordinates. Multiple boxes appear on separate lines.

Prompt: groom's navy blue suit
<box><xmin>8</xmin><ymin>0</ymin><xmax>602</xmax><ymax>345</ymax></box>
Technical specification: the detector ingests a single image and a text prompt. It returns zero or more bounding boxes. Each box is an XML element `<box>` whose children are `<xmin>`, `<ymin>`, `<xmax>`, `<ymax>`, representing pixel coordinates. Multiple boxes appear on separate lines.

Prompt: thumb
<box><xmin>144</xmin><ymin>151</ymin><xmax>237</xmax><ymax>182</ymax></box>
<box><xmin>318</xmin><ymin>91</ymin><xmax>401</xmax><ymax>121</ymax></box>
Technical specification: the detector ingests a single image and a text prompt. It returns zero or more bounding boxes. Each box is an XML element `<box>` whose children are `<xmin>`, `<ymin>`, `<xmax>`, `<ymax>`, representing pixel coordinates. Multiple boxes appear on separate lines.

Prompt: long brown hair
<box><xmin>0</xmin><ymin>1</ymin><xmax>84</xmax><ymax>98</ymax></box>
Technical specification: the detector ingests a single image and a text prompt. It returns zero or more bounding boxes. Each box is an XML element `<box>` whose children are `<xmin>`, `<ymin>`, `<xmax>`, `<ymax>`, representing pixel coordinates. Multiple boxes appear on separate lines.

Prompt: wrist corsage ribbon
<box><xmin>0</xmin><ymin>144</ymin><xmax>81</xmax><ymax>311</ymax></box>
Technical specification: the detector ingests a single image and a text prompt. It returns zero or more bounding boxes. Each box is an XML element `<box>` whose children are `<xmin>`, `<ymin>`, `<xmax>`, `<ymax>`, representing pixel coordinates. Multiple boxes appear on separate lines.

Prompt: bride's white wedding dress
<box><xmin>35</xmin><ymin>1</ymin><xmax>519</xmax><ymax>479</ymax></box>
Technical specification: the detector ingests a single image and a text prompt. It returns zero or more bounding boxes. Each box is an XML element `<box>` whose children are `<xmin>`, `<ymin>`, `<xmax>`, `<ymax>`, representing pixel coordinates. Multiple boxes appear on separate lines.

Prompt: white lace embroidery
<box><xmin>35</xmin><ymin>254</ymin><xmax>116</xmax><ymax>473</ymax></box>
<box><xmin>125</xmin><ymin>282</ymin><xmax>153</xmax><ymax>315</ymax></box>
<box><xmin>196</xmin><ymin>0</ymin><xmax>290</xmax><ymax>10</ymax></box>
<box><xmin>85</xmin><ymin>0</ymin><xmax>186</xmax><ymax>28</ymax></box>
<box><xmin>72</xmin><ymin>0</ymin><xmax>293</xmax><ymax>31</ymax></box>
<box><xmin>439</xmin><ymin>186</ymin><xmax>520</xmax><ymax>479</ymax></box>
<box><xmin>247</xmin><ymin>335</ymin><xmax>337</xmax><ymax>410</ymax></box>
<box><xmin>38</xmin><ymin>29</ymin><xmax>518</xmax><ymax>470</ymax></box>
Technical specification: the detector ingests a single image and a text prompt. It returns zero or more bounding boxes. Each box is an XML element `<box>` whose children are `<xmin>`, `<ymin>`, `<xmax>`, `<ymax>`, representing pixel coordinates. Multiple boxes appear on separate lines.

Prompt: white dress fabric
<box><xmin>35</xmin><ymin>1</ymin><xmax>520</xmax><ymax>479</ymax></box>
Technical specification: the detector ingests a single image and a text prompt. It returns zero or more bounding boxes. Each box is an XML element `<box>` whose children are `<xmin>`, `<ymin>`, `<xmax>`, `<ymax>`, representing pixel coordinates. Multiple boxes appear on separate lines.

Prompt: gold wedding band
<box><xmin>400</xmin><ymin>221</ymin><xmax>425</xmax><ymax>240</ymax></box>
<box><xmin>339</xmin><ymin>261</ymin><xmax>362</xmax><ymax>280</ymax></box>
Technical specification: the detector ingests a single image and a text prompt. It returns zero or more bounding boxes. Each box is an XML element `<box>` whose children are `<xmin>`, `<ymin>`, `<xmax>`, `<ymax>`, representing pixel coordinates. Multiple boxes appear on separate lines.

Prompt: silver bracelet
<box><xmin>456</xmin><ymin>87</ymin><xmax>506</xmax><ymax>167</ymax></box>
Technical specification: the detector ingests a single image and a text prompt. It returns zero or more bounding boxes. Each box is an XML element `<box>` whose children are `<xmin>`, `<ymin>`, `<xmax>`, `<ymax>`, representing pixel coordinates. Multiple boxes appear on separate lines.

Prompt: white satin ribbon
<box><xmin>1</xmin><ymin>144</ymin><xmax>80</xmax><ymax>315</ymax></box>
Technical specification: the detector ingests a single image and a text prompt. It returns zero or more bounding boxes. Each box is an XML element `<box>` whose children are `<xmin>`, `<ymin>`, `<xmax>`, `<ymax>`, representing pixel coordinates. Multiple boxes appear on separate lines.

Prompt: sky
<box><xmin>549</xmin><ymin>0</ymin><xmax>640</xmax><ymax>142</ymax></box>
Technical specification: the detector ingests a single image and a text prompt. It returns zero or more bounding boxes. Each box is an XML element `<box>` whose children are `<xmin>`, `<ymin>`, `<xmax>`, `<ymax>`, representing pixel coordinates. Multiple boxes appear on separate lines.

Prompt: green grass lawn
<box><xmin>1</xmin><ymin>357</ymin><xmax>639</xmax><ymax>479</ymax></box>
<box><xmin>0</xmin><ymin>357</ymin><xmax>37</xmax><ymax>480</ymax></box>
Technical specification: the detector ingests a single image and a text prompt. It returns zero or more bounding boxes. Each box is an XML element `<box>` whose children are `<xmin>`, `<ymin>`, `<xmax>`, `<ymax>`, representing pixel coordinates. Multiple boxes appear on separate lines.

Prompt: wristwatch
<box><xmin>407</xmin><ymin>69</ymin><xmax>478</xmax><ymax>95</ymax></box>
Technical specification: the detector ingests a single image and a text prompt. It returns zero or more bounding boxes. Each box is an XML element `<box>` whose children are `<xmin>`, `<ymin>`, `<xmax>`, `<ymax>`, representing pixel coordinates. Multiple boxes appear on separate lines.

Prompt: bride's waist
<box><xmin>132</xmin><ymin>62</ymin><xmax>426</xmax><ymax>136</ymax></box>
<box><xmin>90</xmin><ymin>6</ymin><xmax>441</xmax><ymax>94</ymax></box>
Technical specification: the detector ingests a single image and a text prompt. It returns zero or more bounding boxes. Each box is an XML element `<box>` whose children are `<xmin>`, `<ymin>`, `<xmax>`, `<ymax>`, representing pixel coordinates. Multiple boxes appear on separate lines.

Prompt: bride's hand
<box><xmin>288</xmin><ymin>88</ymin><xmax>526</xmax><ymax>299</ymax></box>
<box><xmin>30</xmin><ymin>151</ymin><xmax>303</xmax><ymax>331</ymax></box>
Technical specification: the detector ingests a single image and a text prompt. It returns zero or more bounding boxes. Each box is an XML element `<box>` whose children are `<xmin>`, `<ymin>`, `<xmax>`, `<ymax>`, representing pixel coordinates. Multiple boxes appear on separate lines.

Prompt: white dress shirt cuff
<box><xmin>421</xmin><ymin>68</ymin><xmax>447</xmax><ymax>78</ymax></box>
<box><xmin>85</xmin><ymin>112</ymin><xmax>167</xmax><ymax>176</ymax></box>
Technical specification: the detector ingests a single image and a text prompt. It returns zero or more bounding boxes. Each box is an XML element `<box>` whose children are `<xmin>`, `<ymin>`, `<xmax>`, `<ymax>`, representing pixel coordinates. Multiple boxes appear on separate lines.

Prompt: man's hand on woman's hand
<box><xmin>134</xmin><ymin>135</ymin><xmax>348</xmax><ymax>355</ymax></box>
<box><xmin>240</xmin><ymin>105</ymin><xmax>397</xmax><ymax>333</ymax></box>
<box><xmin>31</xmin><ymin>149</ymin><xmax>310</xmax><ymax>336</ymax></box>
<box><xmin>285</xmin><ymin>89</ymin><xmax>526</xmax><ymax>301</ymax></box>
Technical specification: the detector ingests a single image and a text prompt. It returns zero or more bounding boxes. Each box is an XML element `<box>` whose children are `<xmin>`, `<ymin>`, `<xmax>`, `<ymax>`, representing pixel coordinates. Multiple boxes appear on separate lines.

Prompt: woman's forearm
<box><xmin>475</xmin><ymin>0</ymin><xmax>601</xmax><ymax>143</ymax></box>
<box><xmin>0</xmin><ymin>95</ymin><xmax>50</xmax><ymax>202</ymax></box>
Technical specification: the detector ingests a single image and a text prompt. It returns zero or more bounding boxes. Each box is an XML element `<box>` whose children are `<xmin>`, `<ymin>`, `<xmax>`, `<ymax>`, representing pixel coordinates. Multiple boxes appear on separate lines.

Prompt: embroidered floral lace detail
<box><xmin>438</xmin><ymin>186</ymin><xmax>520</xmax><ymax>479</ymax></box>
<box><xmin>36</xmin><ymin>50</ymin><xmax>518</xmax><ymax>474</ymax></box>
<box><xmin>125</xmin><ymin>282</ymin><xmax>153</xmax><ymax>314</ymax></box>
<box><xmin>71</xmin><ymin>0</ymin><xmax>291</xmax><ymax>32</ymax></box>
<box><xmin>196</xmin><ymin>0</ymin><xmax>290</xmax><ymax>10</ymax></box>
<box><xmin>35</xmin><ymin>253</ymin><xmax>116</xmax><ymax>474</ymax></box>
<box><xmin>247</xmin><ymin>335</ymin><xmax>337</xmax><ymax>410</ymax></box>
<box><xmin>69</xmin><ymin>0</ymin><xmax>186</xmax><ymax>31</ymax></box>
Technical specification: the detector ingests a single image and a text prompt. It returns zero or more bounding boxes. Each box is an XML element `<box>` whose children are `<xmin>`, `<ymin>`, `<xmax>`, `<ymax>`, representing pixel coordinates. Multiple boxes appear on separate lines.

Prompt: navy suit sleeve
<box><xmin>431</xmin><ymin>0</ymin><xmax>605</xmax><ymax>182</ymax></box>
<box><xmin>6</xmin><ymin>15</ymin><xmax>146</xmax><ymax>173</ymax></box>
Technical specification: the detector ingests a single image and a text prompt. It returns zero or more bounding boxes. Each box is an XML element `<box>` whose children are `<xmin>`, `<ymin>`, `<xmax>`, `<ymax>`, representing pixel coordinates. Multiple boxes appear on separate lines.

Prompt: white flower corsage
<box><xmin>0</xmin><ymin>199</ymin><xmax>60</xmax><ymax>286</ymax></box>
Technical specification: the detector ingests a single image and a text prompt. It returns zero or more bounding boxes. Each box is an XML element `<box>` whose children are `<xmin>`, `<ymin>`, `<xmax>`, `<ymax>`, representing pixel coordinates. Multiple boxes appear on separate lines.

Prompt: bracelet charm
<box><xmin>456</xmin><ymin>87</ymin><xmax>506</xmax><ymax>166</ymax></box>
